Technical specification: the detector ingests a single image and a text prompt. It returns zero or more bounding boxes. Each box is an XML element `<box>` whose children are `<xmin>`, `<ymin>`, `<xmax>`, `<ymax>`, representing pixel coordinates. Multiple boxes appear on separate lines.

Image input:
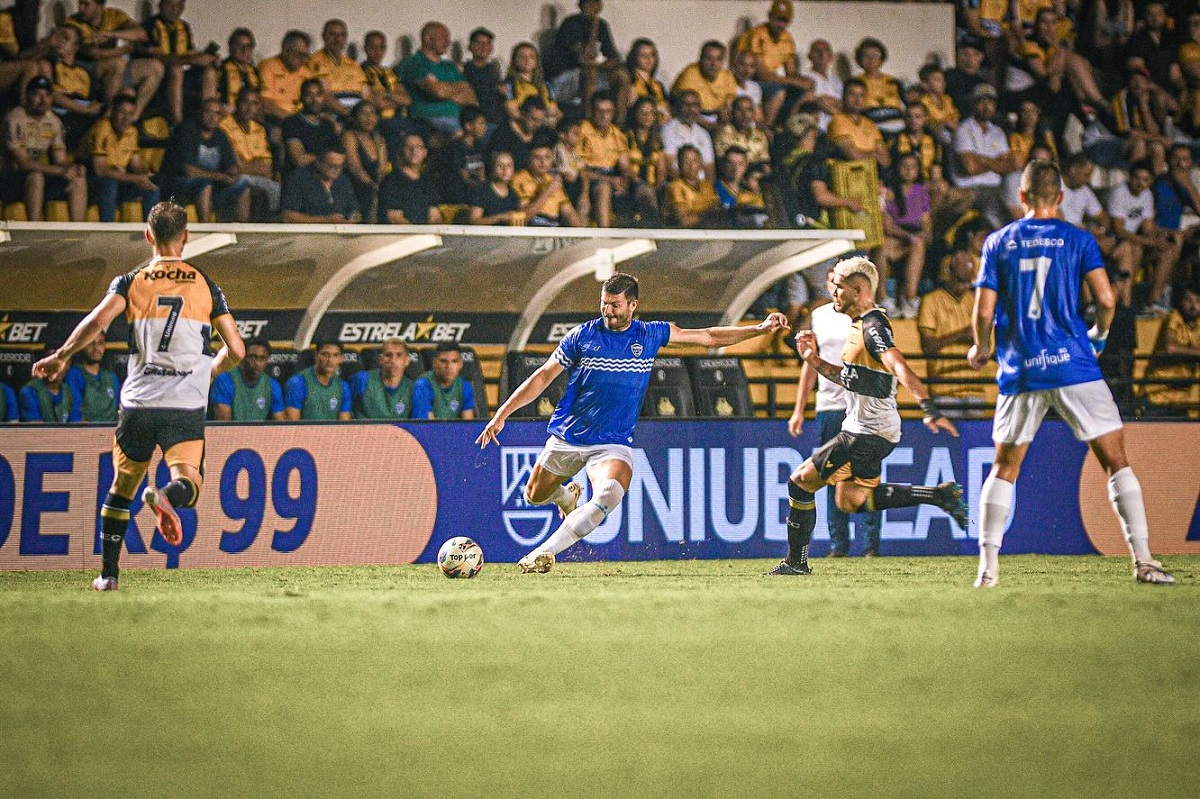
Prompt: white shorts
<box><xmin>992</xmin><ymin>380</ymin><xmax>1123</xmax><ymax>445</ymax></box>
<box><xmin>536</xmin><ymin>436</ymin><xmax>634</xmax><ymax>479</ymax></box>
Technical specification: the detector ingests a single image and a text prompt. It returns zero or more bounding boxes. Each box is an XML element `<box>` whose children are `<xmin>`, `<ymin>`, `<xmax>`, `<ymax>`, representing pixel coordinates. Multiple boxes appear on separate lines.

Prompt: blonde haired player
<box><xmin>773</xmin><ymin>255</ymin><xmax>967</xmax><ymax>575</ymax></box>
<box><xmin>32</xmin><ymin>201</ymin><xmax>245</xmax><ymax>590</ymax></box>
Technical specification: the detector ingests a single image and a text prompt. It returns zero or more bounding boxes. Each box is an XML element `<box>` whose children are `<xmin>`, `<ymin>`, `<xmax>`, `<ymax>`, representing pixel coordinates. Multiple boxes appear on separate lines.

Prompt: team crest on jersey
<box><xmin>329</xmin><ymin>396</ymin><xmax>338</xmax><ymax>410</ymax></box>
<box><xmin>450</xmin><ymin>399</ymin><xmax>460</xmax><ymax>413</ymax></box>
<box><xmin>631</xmin><ymin>342</ymin><xmax>643</xmax><ymax>357</ymax></box>
<box><xmin>256</xmin><ymin>396</ymin><xmax>266</xmax><ymax>410</ymax></box>
<box><xmin>395</xmin><ymin>400</ymin><xmax>406</xmax><ymax>415</ymax></box>
<box><xmin>500</xmin><ymin>447</ymin><xmax>556</xmax><ymax>546</ymax></box>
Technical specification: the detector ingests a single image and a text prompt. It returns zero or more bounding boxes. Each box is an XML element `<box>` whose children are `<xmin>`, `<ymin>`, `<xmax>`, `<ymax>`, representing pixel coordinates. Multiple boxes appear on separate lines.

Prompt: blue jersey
<box><xmin>548</xmin><ymin>318</ymin><xmax>672</xmax><ymax>446</ymax></box>
<box><xmin>976</xmin><ymin>217</ymin><xmax>1105</xmax><ymax>395</ymax></box>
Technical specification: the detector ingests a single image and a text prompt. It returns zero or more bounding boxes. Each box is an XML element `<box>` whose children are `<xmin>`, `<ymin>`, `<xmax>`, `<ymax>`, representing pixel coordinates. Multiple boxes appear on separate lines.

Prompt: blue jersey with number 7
<box><xmin>976</xmin><ymin>217</ymin><xmax>1105</xmax><ymax>395</ymax></box>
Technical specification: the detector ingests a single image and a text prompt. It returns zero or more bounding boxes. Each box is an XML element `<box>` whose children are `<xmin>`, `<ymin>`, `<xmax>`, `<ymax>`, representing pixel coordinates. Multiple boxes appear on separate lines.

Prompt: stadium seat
<box><xmin>0</xmin><ymin>350</ymin><xmax>36</xmax><ymax>395</ymax></box>
<box><xmin>640</xmin><ymin>357</ymin><xmax>695</xmax><ymax>418</ymax></box>
<box><xmin>687</xmin><ymin>356</ymin><xmax>753</xmax><ymax>418</ymax></box>
<box><xmin>502</xmin><ymin>351</ymin><xmax>567</xmax><ymax>418</ymax></box>
<box><xmin>101</xmin><ymin>349</ymin><xmax>129</xmax><ymax>382</ymax></box>
<box><xmin>267</xmin><ymin>349</ymin><xmax>301</xmax><ymax>384</ymax></box>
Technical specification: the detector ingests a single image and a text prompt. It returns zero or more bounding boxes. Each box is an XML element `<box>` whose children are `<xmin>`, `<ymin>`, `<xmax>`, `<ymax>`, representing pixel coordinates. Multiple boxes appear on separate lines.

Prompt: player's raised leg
<box><xmin>518</xmin><ymin>456</ymin><xmax>631</xmax><ymax>574</ymax></box>
<box><xmin>524</xmin><ymin>462</ymin><xmax>583</xmax><ymax>520</ymax></box>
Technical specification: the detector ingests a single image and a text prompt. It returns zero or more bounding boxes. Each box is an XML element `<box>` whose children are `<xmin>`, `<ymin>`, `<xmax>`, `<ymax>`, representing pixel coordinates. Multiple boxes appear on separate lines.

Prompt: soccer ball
<box><xmin>437</xmin><ymin>537</ymin><xmax>484</xmax><ymax>579</ymax></box>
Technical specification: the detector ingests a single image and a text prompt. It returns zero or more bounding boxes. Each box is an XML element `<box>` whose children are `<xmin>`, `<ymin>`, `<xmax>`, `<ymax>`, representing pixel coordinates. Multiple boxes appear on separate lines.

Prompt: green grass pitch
<box><xmin>2</xmin><ymin>556</ymin><xmax>1197</xmax><ymax>798</ymax></box>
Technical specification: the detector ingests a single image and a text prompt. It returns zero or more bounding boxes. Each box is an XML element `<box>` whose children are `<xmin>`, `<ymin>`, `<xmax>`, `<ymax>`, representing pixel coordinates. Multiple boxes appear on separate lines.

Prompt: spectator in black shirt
<box><xmin>488</xmin><ymin>95</ymin><xmax>548</xmax><ymax>171</ymax></box>
<box><xmin>462</xmin><ymin>27</ymin><xmax>506</xmax><ymax>130</ymax></box>
<box><xmin>282</xmin><ymin>78</ymin><xmax>339</xmax><ymax>178</ymax></box>
<box><xmin>280</xmin><ymin>148</ymin><xmax>360</xmax><ymax>223</ymax></box>
<box><xmin>944</xmin><ymin>38</ymin><xmax>990</xmax><ymax>121</ymax></box>
<box><xmin>1124</xmin><ymin>1</ymin><xmax>1183</xmax><ymax>117</ymax></box>
<box><xmin>158</xmin><ymin>98</ymin><xmax>251</xmax><ymax>222</ymax></box>
<box><xmin>543</xmin><ymin>0</ymin><xmax>630</xmax><ymax>120</ymax></box>
<box><xmin>469</xmin><ymin>149</ymin><xmax>522</xmax><ymax>225</ymax></box>
<box><xmin>445</xmin><ymin>105</ymin><xmax>488</xmax><ymax>204</ymax></box>
<box><xmin>378</xmin><ymin>133</ymin><xmax>442</xmax><ymax>224</ymax></box>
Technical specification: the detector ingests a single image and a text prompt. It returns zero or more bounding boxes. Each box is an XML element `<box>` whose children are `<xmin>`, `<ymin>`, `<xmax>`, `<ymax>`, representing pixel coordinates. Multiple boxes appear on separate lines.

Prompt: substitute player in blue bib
<box><xmin>476</xmin><ymin>272</ymin><xmax>789</xmax><ymax>573</ymax></box>
<box><xmin>969</xmin><ymin>159</ymin><xmax>1174</xmax><ymax>587</ymax></box>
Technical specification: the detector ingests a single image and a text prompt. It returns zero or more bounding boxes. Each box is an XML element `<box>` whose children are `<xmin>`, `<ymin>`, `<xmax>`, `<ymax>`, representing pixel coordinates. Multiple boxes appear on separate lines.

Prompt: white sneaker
<box><xmin>517</xmin><ymin>551</ymin><xmax>555</xmax><ymax>574</ymax></box>
<box><xmin>92</xmin><ymin>576</ymin><xmax>119</xmax><ymax>591</ymax></box>
<box><xmin>1135</xmin><ymin>560</ymin><xmax>1175</xmax><ymax>585</ymax></box>
<box><xmin>879</xmin><ymin>297</ymin><xmax>899</xmax><ymax>317</ymax></box>
<box><xmin>974</xmin><ymin>568</ymin><xmax>998</xmax><ymax>589</ymax></box>
<box><xmin>558</xmin><ymin>482</ymin><xmax>583</xmax><ymax>519</ymax></box>
<box><xmin>901</xmin><ymin>298</ymin><xmax>920</xmax><ymax>319</ymax></box>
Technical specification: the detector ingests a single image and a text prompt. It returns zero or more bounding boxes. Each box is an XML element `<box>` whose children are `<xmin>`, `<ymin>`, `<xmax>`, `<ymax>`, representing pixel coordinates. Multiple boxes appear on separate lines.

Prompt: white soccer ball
<box><xmin>437</xmin><ymin>537</ymin><xmax>484</xmax><ymax>579</ymax></box>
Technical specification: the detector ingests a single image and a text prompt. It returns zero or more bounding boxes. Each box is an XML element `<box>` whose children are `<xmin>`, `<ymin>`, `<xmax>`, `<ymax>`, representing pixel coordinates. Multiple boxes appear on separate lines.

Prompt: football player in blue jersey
<box><xmin>969</xmin><ymin>159</ymin><xmax>1175</xmax><ymax>587</ymax></box>
<box><xmin>776</xmin><ymin>256</ymin><xmax>967</xmax><ymax>576</ymax></box>
<box><xmin>476</xmin><ymin>272</ymin><xmax>789</xmax><ymax>573</ymax></box>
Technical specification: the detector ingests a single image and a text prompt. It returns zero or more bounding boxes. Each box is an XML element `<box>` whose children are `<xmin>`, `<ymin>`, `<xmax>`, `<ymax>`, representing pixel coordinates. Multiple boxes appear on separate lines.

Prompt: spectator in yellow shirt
<box><xmin>854</xmin><ymin>37</ymin><xmax>905</xmax><ymax>135</ymax></box>
<box><xmin>734</xmin><ymin>0</ymin><xmax>813</xmax><ymax>127</ymax></box>
<box><xmin>83</xmin><ymin>92</ymin><xmax>159</xmax><ymax>221</ymax></box>
<box><xmin>69</xmin><ymin>0</ymin><xmax>162</xmax><ymax>118</ymax></box>
<box><xmin>578</xmin><ymin>91</ymin><xmax>632</xmax><ymax>227</ymax></box>
<box><xmin>258</xmin><ymin>30</ymin><xmax>315</xmax><ymax>124</ymax></box>
<box><xmin>1142</xmin><ymin>284</ymin><xmax>1200</xmax><ymax>413</ymax></box>
<box><xmin>512</xmin><ymin>140</ymin><xmax>581</xmax><ymax>226</ymax></box>
<box><xmin>143</xmin><ymin>0</ymin><xmax>219</xmax><ymax>124</ymax></box>
<box><xmin>308</xmin><ymin>19</ymin><xmax>370</xmax><ymax>119</ymax></box>
<box><xmin>670</xmin><ymin>40</ymin><xmax>739</xmax><ymax>131</ymax></box>
<box><xmin>218</xmin><ymin>86</ymin><xmax>280</xmax><ymax>219</ymax></box>
<box><xmin>664</xmin><ymin>144</ymin><xmax>720</xmax><ymax>228</ymax></box>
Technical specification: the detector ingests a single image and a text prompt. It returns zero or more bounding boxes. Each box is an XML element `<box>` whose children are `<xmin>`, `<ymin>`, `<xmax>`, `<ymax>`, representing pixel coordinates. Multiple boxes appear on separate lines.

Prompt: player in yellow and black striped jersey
<box><xmin>32</xmin><ymin>201</ymin><xmax>245</xmax><ymax>591</ymax></box>
<box><xmin>766</xmin><ymin>256</ymin><xmax>968</xmax><ymax>575</ymax></box>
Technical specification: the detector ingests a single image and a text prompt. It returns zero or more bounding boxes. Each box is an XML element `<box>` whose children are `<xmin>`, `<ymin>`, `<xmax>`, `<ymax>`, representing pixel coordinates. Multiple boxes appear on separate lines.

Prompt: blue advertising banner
<box><xmin>1</xmin><ymin>421</ymin><xmax>1197</xmax><ymax>571</ymax></box>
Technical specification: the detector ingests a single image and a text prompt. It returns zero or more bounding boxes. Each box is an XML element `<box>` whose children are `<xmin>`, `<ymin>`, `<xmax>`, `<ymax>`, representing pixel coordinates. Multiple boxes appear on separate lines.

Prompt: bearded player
<box><xmin>32</xmin><ymin>201</ymin><xmax>244</xmax><ymax>590</ymax></box>
<box><xmin>476</xmin><ymin>272</ymin><xmax>789</xmax><ymax>573</ymax></box>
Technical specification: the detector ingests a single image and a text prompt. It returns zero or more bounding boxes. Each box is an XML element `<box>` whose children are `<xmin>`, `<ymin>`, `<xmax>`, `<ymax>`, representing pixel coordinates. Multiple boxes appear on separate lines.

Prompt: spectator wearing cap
<box><xmin>398</xmin><ymin>21</ymin><xmax>477</xmax><ymax>135</ymax></box>
<box><xmin>464</xmin><ymin>28</ymin><xmax>507</xmax><ymax>130</ymax></box>
<box><xmin>671</xmin><ymin>40</ymin><xmax>739</xmax><ymax>132</ymax></box>
<box><xmin>2</xmin><ymin>75</ymin><xmax>88</xmax><ymax>221</ymax></box>
<box><xmin>776</xmin><ymin>112</ymin><xmax>863</xmax><ymax>229</ymax></box>
<box><xmin>944</xmin><ymin>38</ymin><xmax>990</xmax><ymax>120</ymax></box>
<box><xmin>800</xmin><ymin>38</ymin><xmax>842</xmax><ymax>131</ymax></box>
<box><xmin>952</xmin><ymin>82</ymin><xmax>1015</xmax><ymax>228</ymax></box>
<box><xmin>734</xmin><ymin>0</ymin><xmax>813</xmax><ymax>128</ymax></box>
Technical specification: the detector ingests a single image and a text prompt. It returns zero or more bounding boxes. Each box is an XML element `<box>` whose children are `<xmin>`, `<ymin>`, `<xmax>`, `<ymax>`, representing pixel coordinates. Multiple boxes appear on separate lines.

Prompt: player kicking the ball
<box><xmin>968</xmin><ymin>160</ymin><xmax>1174</xmax><ymax>587</ymax></box>
<box><xmin>32</xmin><ymin>201</ymin><xmax>244</xmax><ymax>591</ymax></box>
<box><xmin>476</xmin><ymin>272</ymin><xmax>788</xmax><ymax>573</ymax></box>
<box><xmin>773</xmin><ymin>256</ymin><xmax>968</xmax><ymax>576</ymax></box>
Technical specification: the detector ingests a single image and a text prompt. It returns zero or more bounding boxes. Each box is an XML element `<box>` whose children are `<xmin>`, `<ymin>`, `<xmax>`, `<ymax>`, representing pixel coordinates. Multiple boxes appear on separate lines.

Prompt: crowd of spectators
<box><xmin>2</xmin><ymin>0</ymin><xmax>1200</xmax><ymax>411</ymax></box>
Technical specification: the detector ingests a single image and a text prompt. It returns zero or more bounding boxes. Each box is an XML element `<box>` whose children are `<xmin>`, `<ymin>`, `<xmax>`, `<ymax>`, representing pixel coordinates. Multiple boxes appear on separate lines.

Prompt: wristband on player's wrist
<box><xmin>919</xmin><ymin>397</ymin><xmax>944</xmax><ymax>423</ymax></box>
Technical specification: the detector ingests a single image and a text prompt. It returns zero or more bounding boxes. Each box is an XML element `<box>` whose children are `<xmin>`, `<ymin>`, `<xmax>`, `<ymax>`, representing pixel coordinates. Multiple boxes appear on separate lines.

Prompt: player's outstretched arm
<box><xmin>32</xmin><ymin>294</ymin><xmax>127</xmax><ymax>383</ymax></box>
<box><xmin>210</xmin><ymin>313</ymin><xmax>246</xmax><ymax>378</ymax></box>
<box><xmin>667</xmin><ymin>312</ymin><xmax>789</xmax><ymax>347</ymax></box>
<box><xmin>881</xmin><ymin>348</ymin><xmax>958</xmax><ymax>436</ymax></box>
<box><xmin>968</xmin><ymin>286</ymin><xmax>997</xmax><ymax>370</ymax></box>
<box><xmin>475</xmin><ymin>358</ymin><xmax>565</xmax><ymax>449</ymax></box>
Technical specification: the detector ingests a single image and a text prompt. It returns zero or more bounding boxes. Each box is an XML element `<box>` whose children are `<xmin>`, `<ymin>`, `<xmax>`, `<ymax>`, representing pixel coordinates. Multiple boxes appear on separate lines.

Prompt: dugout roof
<box><xmin>0</xmin><ymin>223</ymin><xmax>861</xmax><ymax>349</ymax></box>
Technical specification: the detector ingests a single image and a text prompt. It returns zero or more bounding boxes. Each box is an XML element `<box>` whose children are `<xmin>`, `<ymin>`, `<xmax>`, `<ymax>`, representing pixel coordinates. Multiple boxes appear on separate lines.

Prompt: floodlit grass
<box><xmin>2</xmin><ymin>556</ymin><xmax>1197</xmax><ymax>798</ymax></box>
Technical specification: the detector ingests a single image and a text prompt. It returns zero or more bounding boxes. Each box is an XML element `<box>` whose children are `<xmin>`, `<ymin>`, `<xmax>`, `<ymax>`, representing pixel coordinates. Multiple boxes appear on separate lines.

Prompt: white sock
<box><xmin>979</xmin><ymin>475</ymin><xmax>1014</xmax><ymax>576</ymax></box>
<box><xmin>535</xmin><ymin>501</ymin><xmax>607</xmax><ymax>557</ymax></box>
<box><xmin>1107</xmin><ymin>467</ymin><xmax>1152</xmax><ymax>563</ymax></box>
